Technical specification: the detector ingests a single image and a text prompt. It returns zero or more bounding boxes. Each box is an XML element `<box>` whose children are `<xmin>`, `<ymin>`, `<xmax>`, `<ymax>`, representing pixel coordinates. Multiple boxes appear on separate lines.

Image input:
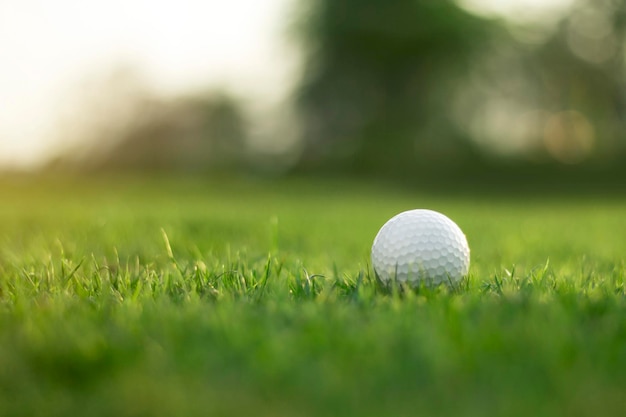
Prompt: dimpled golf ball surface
<box><xmin>372</xmin><ymin>209</ymin><xmax>470</xmax><ymax>285</ymax></box>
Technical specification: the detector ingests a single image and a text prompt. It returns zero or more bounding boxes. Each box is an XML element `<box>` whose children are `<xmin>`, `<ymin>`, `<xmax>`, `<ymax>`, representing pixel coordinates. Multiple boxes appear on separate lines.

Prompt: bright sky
<box><xmin>0</xmin><ymin>0</ymin><xmax>572</xmax><ymax>169</ymax></box>
<box><xmin>0</xmin><ymin>0</ymin><xmax>295</xmax><ymax>169</ymax></box>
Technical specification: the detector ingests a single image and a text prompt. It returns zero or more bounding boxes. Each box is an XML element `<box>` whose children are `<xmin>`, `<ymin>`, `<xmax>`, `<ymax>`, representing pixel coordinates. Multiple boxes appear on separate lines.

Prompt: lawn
<box><xmin>1</xmin><ymin>176</ymin><xmax>625</xmax><ymax>416</ymax></box>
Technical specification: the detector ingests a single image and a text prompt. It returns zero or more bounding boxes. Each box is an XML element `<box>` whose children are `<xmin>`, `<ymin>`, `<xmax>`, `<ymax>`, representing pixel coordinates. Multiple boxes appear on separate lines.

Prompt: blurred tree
<box><xmin>49</xmin><ymin>67</ymin><xmax>248</xmax><ymax>173</ymax></box>
<box><xmin>294</xmin><ymin>0</ymin><xmax>500</xmax><ymax>175</ymax></box>
<box><xmin>293</xmin><ymin>0</ymin><xmax>626</xmax><ymax>180</ymax></box>
<box><xmin>533</xmin><ymin>0</ymin><xmax>626</xmax><ymax>161</ymax></box>
<box><xmin>99</xmin><ymin>93</ymin><xmax>247</xmax><ymax>172</ymax></box>
<box><xmin>455</xmin><ymin>0</ymin><xmax>626</xmax><ymax>166</ymax></box>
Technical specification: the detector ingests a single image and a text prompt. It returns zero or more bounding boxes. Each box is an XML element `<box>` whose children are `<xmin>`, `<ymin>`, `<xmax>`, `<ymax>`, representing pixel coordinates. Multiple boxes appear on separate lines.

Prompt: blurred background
<box><xmin>1</xmin><ymin>0</ymin><xmax>625</xmax><ymax>187</ymax></box>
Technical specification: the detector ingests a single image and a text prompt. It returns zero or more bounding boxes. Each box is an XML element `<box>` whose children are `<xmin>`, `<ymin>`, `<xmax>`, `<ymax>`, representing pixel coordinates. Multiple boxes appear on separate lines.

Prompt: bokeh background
<box><xmin>1</xmin><ymin>0</ymin><xmax>625</xmax><ymax>187</ymax></box>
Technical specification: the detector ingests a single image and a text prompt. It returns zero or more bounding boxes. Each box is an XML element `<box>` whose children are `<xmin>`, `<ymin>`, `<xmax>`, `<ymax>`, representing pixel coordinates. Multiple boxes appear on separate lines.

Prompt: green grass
<box><xmin>1</xmin><ymin>177</ymin><xmax>626</xmax><ymax>416</ymax></box>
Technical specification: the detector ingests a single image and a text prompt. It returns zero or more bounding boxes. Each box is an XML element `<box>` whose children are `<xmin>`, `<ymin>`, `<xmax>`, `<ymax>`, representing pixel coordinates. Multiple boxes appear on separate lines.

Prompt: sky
<box><xmin>0</xmin><ymin>0</ymin><xmax>573</xmax><ymax>169</ymax></box>
<box><xmin>0</xmin><ymin>0</ymin><xmax>295</xmax><ymax>169</ymax></box>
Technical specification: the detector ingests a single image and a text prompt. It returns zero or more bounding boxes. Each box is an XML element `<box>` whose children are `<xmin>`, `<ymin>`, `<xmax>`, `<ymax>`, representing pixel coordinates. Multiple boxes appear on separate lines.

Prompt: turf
<box><xmin>1</xmin><ymin>177</ymin><xmax>625</xmax><ymax>416</ymax></box>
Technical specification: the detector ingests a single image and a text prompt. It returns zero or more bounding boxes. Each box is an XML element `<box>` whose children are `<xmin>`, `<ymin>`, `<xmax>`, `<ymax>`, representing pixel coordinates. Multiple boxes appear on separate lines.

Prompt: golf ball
<box><xmin>371</xmin><ymin>209</ymin><xmax>470</xmax><ymax>285</ymax></box>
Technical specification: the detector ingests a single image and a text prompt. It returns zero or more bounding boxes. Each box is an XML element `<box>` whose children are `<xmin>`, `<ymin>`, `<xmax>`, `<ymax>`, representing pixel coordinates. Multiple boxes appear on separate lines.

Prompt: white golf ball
<box><xmin>371</xmin><ymin>209</ymin><xmax>470</xmax><ymax>285</ymax></box>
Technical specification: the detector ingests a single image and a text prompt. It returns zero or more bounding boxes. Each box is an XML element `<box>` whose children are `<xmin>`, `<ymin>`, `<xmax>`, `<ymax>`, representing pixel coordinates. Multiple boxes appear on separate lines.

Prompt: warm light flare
<box><xmin>0</xmin><ymin>0</ymin><xmax>294</xmax><ymax>169</ymax></box>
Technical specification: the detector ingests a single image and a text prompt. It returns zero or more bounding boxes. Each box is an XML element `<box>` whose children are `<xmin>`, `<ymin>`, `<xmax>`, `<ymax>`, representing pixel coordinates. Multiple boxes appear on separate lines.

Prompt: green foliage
<box><xmin>294</xmin><ymin>0</ymin><xmax>500</xmax><ymax>173</ymax></box>
<box><xmin>1</xmin><ymin>178</ymin><xmax>626</xmax><ymax>416</ymax></box>
<box><xmin>530</xmin><ymin>0</ymin><xmax>626</xmax><ymax>158</ymax></box>
<box><xmin>294</xmin><ymin>0</ymin><xmax>626</xmax><ymax>174</ymax></box>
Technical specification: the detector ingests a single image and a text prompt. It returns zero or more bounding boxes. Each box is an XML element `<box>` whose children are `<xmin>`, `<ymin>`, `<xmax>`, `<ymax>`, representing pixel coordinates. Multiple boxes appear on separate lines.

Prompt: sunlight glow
<box><xmin>0</xmin><ymin>0</ymin><xmax>295</xmax><ymax>169</ymax></box>
<box><xmin>458</xmin><ymin>0</ymin><xmax>574</xmax><ymax>23</ymax></box>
